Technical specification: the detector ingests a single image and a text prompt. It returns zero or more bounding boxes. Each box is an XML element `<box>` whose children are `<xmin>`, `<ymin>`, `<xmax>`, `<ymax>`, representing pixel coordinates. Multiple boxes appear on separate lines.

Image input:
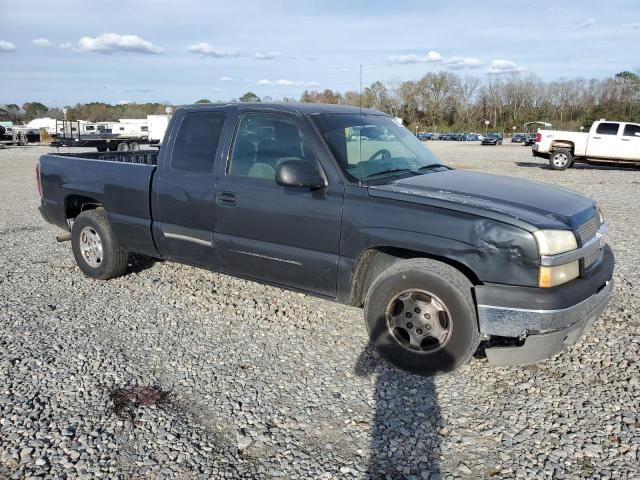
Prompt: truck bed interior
<box><xmin>50</xmin><ymin>150</ymin><xmax>158</xmax><ymax>165</ymax></box>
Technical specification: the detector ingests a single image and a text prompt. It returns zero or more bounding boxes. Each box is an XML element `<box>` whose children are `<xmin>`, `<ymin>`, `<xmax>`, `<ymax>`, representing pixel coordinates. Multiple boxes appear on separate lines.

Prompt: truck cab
<box><xmin>534</xmin><ymin>119</ymin><xmax>640</xmax><ymax>169</ymax></box>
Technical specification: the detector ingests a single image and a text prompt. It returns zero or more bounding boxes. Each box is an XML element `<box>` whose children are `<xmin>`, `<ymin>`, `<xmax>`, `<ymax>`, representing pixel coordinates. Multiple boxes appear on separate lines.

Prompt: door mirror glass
<box><xmin>276</xmin><ymin>159</ymin><xmax>326</xmax><ymax>189</ymax></box>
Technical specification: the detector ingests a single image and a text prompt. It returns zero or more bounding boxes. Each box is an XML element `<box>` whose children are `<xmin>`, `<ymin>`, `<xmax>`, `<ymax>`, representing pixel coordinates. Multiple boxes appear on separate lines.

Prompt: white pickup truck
<box><xmin>533</xmin><ymin>120</ymin><xmax>640</xmax><ymax>170</ymax></box>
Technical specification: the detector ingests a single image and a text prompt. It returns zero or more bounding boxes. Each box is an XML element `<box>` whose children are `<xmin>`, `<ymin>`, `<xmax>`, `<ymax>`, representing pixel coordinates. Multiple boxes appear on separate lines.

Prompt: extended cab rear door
<box><xmin>587</xmin><ymin>122</ymin><xmax>623</xmax><ymax>159</ymax></box>
<box><xmin>213</xmin><ymin>110</ymin><xmax>344</xmax><ymax>297</ymax></box>
<box><xmin>620</xmin><ymin>123</ymin><xmax>640</xmax><ymax>161</ymax></box>
<box><xmin>151</xmin><ymin>107</ymin><xmax>231</xmax><ymax>267</ymax></box>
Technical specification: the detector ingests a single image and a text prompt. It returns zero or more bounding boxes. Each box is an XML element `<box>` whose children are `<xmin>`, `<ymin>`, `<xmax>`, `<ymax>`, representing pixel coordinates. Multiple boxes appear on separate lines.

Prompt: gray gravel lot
<box><xmin>0</xmin><ymin>142</ymin><xmax>638</xmax><ymax>479</ymax></box>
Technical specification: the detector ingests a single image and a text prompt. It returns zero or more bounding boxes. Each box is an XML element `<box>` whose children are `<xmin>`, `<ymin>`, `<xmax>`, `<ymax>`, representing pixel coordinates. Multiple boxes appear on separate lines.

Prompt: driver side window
<box><xmin>228</xmin><ymin>114</ymin><xmax>315</xmax><ymax>181</ymax></box>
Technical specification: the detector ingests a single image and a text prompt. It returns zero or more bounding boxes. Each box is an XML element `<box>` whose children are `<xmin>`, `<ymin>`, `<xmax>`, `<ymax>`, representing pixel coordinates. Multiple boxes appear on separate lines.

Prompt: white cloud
<box><xmin>328</xmin><ymin>64</ymin><xmax>358</xmax><ymax>72</ymax></box>
<box><xmin>78</xmin><ymin>33</ymin><xmax>163</xmax><ymax>54</ymax></box>
<box><xmin>578</xmin><ymin>18</ymin><xmax>596</xmax><ymax>28</ymax></box>
<box><xmin>255</xmin><ymin>51</ymin><xmax>280</xmax><ymax>60</ymax></box>
<box><xmin>188</xmin><ymin>43</ymin><xmax>238</xmax><ymax>57</ymax></box>
<box><xmin>59</xmin><ymin>42</ymin><xmax>73</xmax><ymax>49</ymax></box>
<box><xmin>387</xmin><ymin>54</ymin><xmax>426</xmax><ymax>65</ymax></box>
<box><xmin>426</xmin><ymin>50</ymin><xmax>443</xmax><ymax>62</ymax></box>
<box><xmin>0</xmin><ymin>40</ymin><xmax>16</xmax><ymax>52</ymax></box>
<box><xmin>32</xmin><ymin>38</ymin><xmax>53</xmax><ymax>47</ymax></box>
<box><xmin>386</xmin><ymin>50</ymin><xmax>479</xmax><ymax>68</ymax></box>
<box><xmin>257</xmin><ymin>79</ymin><xmax>320</xmax><ymax>87</ymax></box>
<box><xmin>219</xmin><ymin>76</ymin><xmax>234</xmax><ymax>82</ymax></box>
<box><xmin>487</xmin><ymin>59</ymin><xmax>525</xmax><ymax>75</ymax></box>
<box><xmin>445</xmin><ymin>56</ymin><xmax>482</xmax><ymax>69</ymax></box>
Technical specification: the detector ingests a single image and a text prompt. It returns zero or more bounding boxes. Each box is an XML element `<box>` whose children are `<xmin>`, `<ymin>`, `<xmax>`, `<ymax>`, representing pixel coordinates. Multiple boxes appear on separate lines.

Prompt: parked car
<box><xmin>533</xmin><ymin>120</ymin><xmax>640</xmax><ymax>170</ymax></box>
<box><xmin>523</xmin><ymin>134</ymin><xmax>536</xmax><ymax>146</ymax></box>
<box><xmin>512</xmin><ymin>133</ymin><xmax>526</xmax><ymax>143</ymax></box>
<box><xmin>464</xmin><ymin>133</ymin><xmax>479</xmax><ymax>141</ymax></box>
<box><xmin>481</xmin><ymin>133</ymin><xmax>503</xmax><ymax>145</ymax></box>
<box><xmin>37</xmin><ymin>103</ymin><xmax>614</xmax><ymax>376</ymax></box>
<box><xmin>417</xmin><ymin>132</ymin><xmax>432</xmax><ymax>141</ymax></box>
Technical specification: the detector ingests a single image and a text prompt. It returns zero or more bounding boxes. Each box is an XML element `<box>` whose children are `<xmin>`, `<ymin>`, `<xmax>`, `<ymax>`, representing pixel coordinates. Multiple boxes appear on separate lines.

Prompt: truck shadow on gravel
<box><xmin>127</xmin><ymin>254</ymin><xmax>161</xmax><ymax>274</ymax></box>
<box><xmin>355</xmin><ymin>345</ymin><xmax>451</xmax><ymax>479</ymax></box>
<box><xmin>516</xmin><ymin>161</ymin><xmax>640</xmax><ymax>171</ymax></box>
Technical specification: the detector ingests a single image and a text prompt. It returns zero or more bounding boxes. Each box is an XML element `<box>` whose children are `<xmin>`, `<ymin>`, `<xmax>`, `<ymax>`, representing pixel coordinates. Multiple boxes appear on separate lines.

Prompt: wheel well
<box><xmin>65</xmin><ymin>195</ymin><xmax>102</xmax><ymax>222</ymax></box>
<box><xmin>350</xmin><ymin>246</ymin><xmax>481</xmax><ymax>307</ymax></box>
<box><xmin>550</xmin><ymin>141</ymin><xmax>574</xmax><ymax>154</ymax></box>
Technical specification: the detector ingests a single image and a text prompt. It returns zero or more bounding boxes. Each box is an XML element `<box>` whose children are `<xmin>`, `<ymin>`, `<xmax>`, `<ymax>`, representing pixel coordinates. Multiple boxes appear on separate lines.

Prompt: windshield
<box><xmin>312</xmin><ymin>113</ymin><xmax>446</xmax><ymax>182</ymax></box>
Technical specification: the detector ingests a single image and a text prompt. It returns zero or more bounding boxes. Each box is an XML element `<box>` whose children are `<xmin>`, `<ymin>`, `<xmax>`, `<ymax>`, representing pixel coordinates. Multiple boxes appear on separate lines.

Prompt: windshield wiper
<box><xmin>363</xmin><ymin>168</ymin><xmax>417</xmax><ymax>180</ymax></box>
<box><xmin>415</xmin><ymin>164</ymin><xmax>446</xmax><ymax>172</ymax></box>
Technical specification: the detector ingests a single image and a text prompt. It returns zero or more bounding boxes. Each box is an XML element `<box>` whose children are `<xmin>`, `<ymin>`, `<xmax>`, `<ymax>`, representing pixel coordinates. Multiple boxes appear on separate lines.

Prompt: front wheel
<box><xmin>549</xmin><ymin>149</ymin><xmax>573</xmax><ymax>170</ymax></box>
<box><xmin>364</xmin><ymin>258</ymin><xmax>480</xmax><ymax>376</ymax></box>
<box><xmin>71</xmin><ymin>208</ymin><xmax>128</xmax><ymax>280</ymax></box>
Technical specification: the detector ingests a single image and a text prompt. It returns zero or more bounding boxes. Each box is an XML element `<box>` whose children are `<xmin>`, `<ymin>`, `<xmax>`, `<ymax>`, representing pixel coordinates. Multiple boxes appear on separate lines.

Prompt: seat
<box><xmin>256</xmin><ymin>139</ymin><xmax>280</xmax><ymax>168</ymax></box>
<box><xmin>247</xmin><ymin>162</ymin><xmax>275</xmax><ymax>180</ymax></box>
<box><xmin>231</xmin><ymin>138</ymin><xmax>257</xmax><ymax>175</ymax></box>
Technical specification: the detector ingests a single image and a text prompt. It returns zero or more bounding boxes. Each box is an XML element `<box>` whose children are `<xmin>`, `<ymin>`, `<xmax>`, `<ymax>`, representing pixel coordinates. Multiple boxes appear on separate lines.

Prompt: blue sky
<box><xmin>1</xmin><ymin>0</ymin><xmax>639</xmax><ymax>107</ymax></box>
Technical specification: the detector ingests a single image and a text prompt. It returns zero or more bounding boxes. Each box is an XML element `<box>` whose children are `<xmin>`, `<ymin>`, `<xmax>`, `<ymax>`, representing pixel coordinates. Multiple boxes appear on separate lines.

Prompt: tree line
<box><xmin>300</xmin><ymin>71</ymin><xmax>640</xmax><ymax>132</ymax></box>
<box><xmin>2</xmin><ymin>70</ymin><xmax>638</xmax><ymax>132</ymax></box>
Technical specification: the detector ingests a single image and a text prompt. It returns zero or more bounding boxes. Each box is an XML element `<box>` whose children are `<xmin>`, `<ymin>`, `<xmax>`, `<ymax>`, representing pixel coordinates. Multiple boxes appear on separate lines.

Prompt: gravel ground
<box><xmin>0</xmin><ymin>143</ymin><xmax>638</xmax><ymax>479</ymax></box>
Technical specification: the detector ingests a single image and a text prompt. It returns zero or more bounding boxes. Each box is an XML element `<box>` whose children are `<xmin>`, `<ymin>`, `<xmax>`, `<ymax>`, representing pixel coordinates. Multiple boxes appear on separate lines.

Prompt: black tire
<box><xmin>97</xmin><ymin>145</ymin><xmax>108</xmax><ymax>152</ymax></box>
<box><xmin>71</xmin><ymin>208</ymin><xmax>128</xmax><ymax>280</ymax></box>
<box><xmin>364</xmin><ymin>258</ymin><xmax>480</xmax><ymax>376</ymax></box>
<box><xmin>107</xmin><ymin>143</ymin><xmax>117</xmax><ymax>152</ymax></box>
<box><xmin>549</xmin><ymin>149</ymin><xmax>573</xmax><ymax>170</ymax></box>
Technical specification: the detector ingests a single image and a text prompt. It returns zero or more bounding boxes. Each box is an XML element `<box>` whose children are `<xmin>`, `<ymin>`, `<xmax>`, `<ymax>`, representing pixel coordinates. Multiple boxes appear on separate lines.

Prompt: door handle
<box><xmin>592</xmin><ymin>136</ymin><xmax>601</xmax><ymax>139</ymax></box>
<box><xmin>216</xmin><ymin>191</ymin><xmax>237</xmax><ymax>206</ymax></box>
<box><xmin>621</xmin><ymin>138</ymin><xmax>631</xmax><ymax>142</ymax></box>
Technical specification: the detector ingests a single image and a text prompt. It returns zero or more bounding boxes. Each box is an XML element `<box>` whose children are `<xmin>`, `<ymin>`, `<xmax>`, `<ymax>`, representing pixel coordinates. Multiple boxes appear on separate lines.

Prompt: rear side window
<box><xmin>623</xmin><ymin>124</ymin><xmax>640</xmax><ymax>137</ymax></box>
<box><xmin>172</xmin><ymin>112</ymin><xmax>225</xmax><ymax>172</ymax></box>
<box><xmin>595</xmin><ymin>122</ymin><xmax>620</xmax><ymax>136</ymax></box>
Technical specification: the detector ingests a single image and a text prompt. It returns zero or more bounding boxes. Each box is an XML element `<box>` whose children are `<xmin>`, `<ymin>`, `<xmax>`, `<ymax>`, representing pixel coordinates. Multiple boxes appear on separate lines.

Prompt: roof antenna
<box><xmin>359</xmin><ymin>64</ymin><xmax>363</xmax><ymax>115</ymax></box>
<box><xmin>358</xmin><ymin>63</ymin><xmax>363</xmax><ymax>187</ymax></box>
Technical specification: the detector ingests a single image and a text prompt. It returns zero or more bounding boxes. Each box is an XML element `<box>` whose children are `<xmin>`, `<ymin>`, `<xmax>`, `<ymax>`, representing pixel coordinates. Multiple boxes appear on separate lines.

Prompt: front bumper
<box><xmin>476</xmin><ymin>246</ymin><xmax>614</xmax><ymax>366</ymax></box>
<box><xmin>481</xmin><ymin>280</ymin><xmax>612</xmax><ymax>365</ymax></box>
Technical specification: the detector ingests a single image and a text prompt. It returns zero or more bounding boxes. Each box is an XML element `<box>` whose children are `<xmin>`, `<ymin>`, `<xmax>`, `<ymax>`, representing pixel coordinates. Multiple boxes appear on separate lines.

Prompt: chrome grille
<box><xmin>576</xmin><ymin>215</ymin><xmax>602</xmax><ymax>270</ymax></box>
<box><xmin>576</xmin><ymin>216</ymin><xmax>599</xmax><ymax>245</ymax></box>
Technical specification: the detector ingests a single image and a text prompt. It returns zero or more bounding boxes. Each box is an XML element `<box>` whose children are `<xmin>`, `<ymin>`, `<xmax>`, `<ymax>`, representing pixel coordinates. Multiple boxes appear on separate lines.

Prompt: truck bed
<box><xmin>51</xmin><ymin>150</ymin><xmax>158</xmax><ymax>165</ymax></box>
<box><xmin>39</xmin><ymin>150</ymin><xmax>159</xmax><ymax>257</ymax></box>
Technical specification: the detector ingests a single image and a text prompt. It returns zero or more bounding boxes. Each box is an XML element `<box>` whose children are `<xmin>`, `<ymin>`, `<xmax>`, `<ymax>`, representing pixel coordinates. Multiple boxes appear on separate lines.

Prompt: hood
<box><xmin>368</xmin><ymin>170</ymin><xmax>597</xmax><ymax>230</ymax></box>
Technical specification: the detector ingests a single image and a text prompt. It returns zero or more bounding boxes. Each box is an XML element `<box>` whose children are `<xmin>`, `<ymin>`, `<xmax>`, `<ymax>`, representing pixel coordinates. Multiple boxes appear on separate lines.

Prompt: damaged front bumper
<box><xmin>475</xmin><ymin>246</ymin><xmax>614</xmax><ymax>366</ymax></box>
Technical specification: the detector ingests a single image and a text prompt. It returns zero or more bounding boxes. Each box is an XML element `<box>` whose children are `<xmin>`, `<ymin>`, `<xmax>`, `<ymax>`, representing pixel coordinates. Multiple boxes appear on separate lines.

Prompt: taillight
<box><xmin>535</xmin><ymin>132</ymin><xmax>542</xmax><ymax>143</ymax></box>
<box><xmin>36</xmin><ymin>163</ymin><xmax>42</xmax><ymax>197</ymax></box>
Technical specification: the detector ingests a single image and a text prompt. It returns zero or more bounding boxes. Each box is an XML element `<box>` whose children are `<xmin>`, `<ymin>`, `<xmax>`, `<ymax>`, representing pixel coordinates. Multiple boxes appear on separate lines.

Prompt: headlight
<box><xmin>539</xmin><ymin>262</ymin><xmax>579</xmax><ymax>288</ymax></box>
<box><xmin>597</xmin><ymin>205</ymin><xmax>605</xmax><ymax>224</ymax></box>
<box><xmin>533</xmin><ymin>230</ymin><xmax>577</xmax><ymax>255</ymax></box>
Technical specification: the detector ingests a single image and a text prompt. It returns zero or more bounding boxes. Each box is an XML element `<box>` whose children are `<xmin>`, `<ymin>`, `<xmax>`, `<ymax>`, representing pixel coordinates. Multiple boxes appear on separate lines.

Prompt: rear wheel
<box><xmin>129</xmin><ymin>142</ymin><xmax>140</xmax><ymax>151</ymax></box>
<box><xmin>364</xmin><ymin>258</ymin><xmax>480</xmax><ymax>376</ymax></box>
<box><xmin>549</xmin><ymin>149</ymin><xmax>573</xmax><ymax>170</ymax></box>
<box><xmin>71</xmin><ymin>208</ymin><xmax>128</xmax><ymax>280</ymax></box>
<box><xmin>116</xmin><ymin>142</ymin><xmax>129</xmax><ymax>152</ymax></box>
<box><xmin>97</xmin><ymin>145</ymin><xmax>108</xmax><ymax>152</ymax></box>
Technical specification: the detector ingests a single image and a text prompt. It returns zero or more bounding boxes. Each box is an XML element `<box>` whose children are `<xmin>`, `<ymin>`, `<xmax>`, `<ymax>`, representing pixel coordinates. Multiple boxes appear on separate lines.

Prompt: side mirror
<box><xmin>276</xmin><ymin>159</ymin><xmax>326</xmax><ymax>189</ymax></box>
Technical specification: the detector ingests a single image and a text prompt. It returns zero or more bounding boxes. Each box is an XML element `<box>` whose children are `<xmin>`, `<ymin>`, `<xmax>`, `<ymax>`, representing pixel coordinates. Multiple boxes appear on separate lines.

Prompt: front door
<box><xmin>213</xmin><ymin>112</ymin><xmax>343</xmax><ymax>297</ymax></box>
<box><xmin>151</xmin><ymin>109</ymin><xmax>227</xmax><ymax>267</ymax></box>
<box><xmin>587</xmin><ymin>122</ymin><xmax>622</xmax><ymax>159</ymax></box>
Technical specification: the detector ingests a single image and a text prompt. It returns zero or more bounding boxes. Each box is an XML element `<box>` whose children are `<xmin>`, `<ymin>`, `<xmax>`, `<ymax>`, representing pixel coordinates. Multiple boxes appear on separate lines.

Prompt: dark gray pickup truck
<box><xmin>37</xmin><ymin>103</ymin><xmax>614</xmax><ymax>375</ymax></box>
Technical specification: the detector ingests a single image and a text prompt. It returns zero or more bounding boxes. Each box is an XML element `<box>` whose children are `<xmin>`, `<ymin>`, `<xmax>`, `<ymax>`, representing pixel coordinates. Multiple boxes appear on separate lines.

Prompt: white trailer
<box><xmin>147</xmin><ymin>115</ymin><xmax>170</xmax><ymax>145</ymax></box>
